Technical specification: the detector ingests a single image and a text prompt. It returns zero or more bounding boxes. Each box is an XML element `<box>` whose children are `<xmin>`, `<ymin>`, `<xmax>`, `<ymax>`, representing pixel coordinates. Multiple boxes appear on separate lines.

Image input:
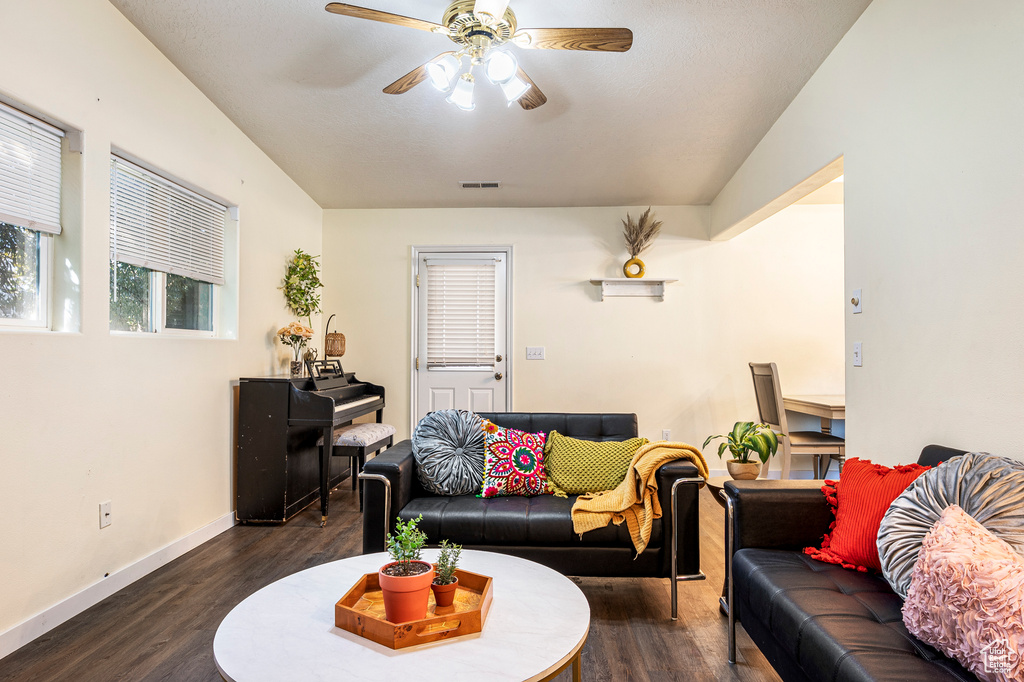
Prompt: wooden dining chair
<box><xmin>749</xmin><ymin>362</ymin><xmax>845</xmax><ymax>479</ymax></box>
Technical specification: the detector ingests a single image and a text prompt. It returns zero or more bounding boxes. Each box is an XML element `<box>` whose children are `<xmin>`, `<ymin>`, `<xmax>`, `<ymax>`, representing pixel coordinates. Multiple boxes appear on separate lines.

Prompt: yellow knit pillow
<box><xmin>544</xmin><ymin>431</ymin><xmax>648</xmax><ymax>497</ymax></box>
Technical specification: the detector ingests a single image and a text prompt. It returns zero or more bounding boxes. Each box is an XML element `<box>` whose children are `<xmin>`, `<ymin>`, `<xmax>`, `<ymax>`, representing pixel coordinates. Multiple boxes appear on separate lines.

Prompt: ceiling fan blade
<box><xmin>516</xmin><ymin>68</ymin><xmax>547</xmax><ymax>111</ymax></box>
<box><xmin>325</xmin><ymin>3</ymin><xmax>447</xmax><ymax>34</ymax></box>
<box><xmin>383</xmin><ymin>52</ymin><xmax>457</xmax><ymax>95</ymax></box>
<box><xmin>514</xmin><ymin>28</ymin><xmax>633</xmax><ymax>52</ymax></box>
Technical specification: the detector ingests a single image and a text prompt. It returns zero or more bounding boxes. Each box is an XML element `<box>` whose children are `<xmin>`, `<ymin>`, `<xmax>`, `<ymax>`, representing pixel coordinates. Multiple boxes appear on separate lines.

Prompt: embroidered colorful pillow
<box><xmin>544</xmin><ymin>430</ymin><xmax>648</xmax><ymax>498</ymax></box>
<box><xmin>804</xmin><ymin>458</ymin><xmax>929</xmax><ymax>572</ymax></box>
<box><xmin>480</xmin><ymin>422</ymin><xmax>548</xmax><ymax>498</ymax></box>
<box><xmin>903</xmin><ymin>505</ymin><xmax>1024</xmax><ymax>681</ymax></box>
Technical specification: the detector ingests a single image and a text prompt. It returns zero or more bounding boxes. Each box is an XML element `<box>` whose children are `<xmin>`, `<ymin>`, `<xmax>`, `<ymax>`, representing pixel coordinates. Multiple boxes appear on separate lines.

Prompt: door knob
<box><xmin>494</xmin><ymin>372</ymin><xmax>503</xmax><ymax>381</ymax></box>
<box><xmin>495</xmin><ymin>354</ymin><xmax>503</xmax><ymax>363</ymax></box>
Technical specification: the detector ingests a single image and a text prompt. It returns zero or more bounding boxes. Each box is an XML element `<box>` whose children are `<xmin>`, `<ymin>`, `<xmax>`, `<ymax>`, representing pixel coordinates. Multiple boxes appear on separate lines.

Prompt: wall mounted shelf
<box><xmin>589</xmin><ymin>278</ymin><xmax>678</xmax><ymax>301</ymax></box>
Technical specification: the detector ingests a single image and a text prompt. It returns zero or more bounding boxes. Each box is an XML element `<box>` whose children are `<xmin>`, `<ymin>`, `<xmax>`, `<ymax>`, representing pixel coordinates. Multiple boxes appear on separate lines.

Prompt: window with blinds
<box><xmin>0</xmin><ymin>102</ymin><xmax>63</xmax><ymax>235</ymax></box>
<box><xmin>109</xmin><ymin>156</ymin><xmax>226</xmax><ymax>285</ymax></box>
<box><xmin>425</xmin><ymin>261</ymin><xmax>497</xmax><ymax>368</ymax></box>
<box><xmin>0</xmin><ymin>102</ymin><xmax>62</xmax><ymax>327</ymax></box>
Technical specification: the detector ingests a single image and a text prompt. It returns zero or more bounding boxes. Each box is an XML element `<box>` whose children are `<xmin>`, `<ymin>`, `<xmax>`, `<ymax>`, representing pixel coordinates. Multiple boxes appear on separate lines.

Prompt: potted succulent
<box><xmin>430</xmin><ymin>540</ymin><xmax>463</xmax><ymax>608</ymax></box>
<box><xmin>703</xmin><ymin>421</ymin><xmax>781</xmax><ymax>480</ymax></box>
<box><xmin>379</xmin><ymin>515</ymin><xmax>434</xmax><ymax>623</ymax></box>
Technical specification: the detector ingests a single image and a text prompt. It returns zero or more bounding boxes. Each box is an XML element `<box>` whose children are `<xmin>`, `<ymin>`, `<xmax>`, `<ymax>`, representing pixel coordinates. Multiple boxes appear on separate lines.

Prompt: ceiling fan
<box><xmin>325</xmin><ymin>1</ymin><xmax>633</xmax><ymax>111</ymax></box>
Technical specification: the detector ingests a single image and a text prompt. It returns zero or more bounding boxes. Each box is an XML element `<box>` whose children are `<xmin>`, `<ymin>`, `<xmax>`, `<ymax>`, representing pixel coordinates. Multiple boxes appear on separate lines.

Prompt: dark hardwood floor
<box><xmin>0</xmin><ymin>482</ymin><xmax>780</xmax><ymax>682</ymax></box>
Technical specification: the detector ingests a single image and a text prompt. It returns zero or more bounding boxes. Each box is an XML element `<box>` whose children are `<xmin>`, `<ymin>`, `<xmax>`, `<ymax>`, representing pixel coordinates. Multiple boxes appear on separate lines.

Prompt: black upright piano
<box><xmin>236</xmin><ymin>367</ymin><xmax>385</xmax><ymax>523</ymax></box>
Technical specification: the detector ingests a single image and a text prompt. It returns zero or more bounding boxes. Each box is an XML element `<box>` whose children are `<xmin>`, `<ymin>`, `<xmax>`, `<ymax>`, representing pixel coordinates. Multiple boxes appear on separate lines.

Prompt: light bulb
<box><xmin>473</xmin><ymin>0</ymin><xmax>511</xmax><ymax>24</ymax></box>
<box><xmin>446</xmin><ymin>75</ymin><xmax>476</xmax><ymax>111</ymax></box>
<box><xmin>426</xmin><ymin>54</ymin><xmax>461</xmax><ymax>92</ymax></box>
<box><xmin>500</xmin><ymin>75</ymin><xmax>531</xmax><ymax>105</ymax></box>
<box><xmin>484</xmin><ymin>50</ymin><xmax>518</xmax><ymax>85</ymax></box>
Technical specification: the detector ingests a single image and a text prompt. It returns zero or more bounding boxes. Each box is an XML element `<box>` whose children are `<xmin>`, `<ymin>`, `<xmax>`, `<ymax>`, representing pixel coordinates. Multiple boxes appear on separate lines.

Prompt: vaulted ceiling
<box><xmin>109</xmin><ymin>0</ymin><xmax>871</xmax><ymax>209</ymax></box>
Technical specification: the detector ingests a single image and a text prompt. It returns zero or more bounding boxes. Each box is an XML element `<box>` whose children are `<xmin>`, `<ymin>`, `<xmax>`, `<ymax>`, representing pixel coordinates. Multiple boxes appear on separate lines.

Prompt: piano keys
<box><xmin>236</xmin><ymin>370</ymin><xmax>385</xmax><ymax>523</ymax></box>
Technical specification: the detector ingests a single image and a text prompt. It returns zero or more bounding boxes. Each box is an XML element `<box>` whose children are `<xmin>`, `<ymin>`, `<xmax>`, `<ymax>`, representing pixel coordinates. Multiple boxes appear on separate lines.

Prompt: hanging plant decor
<box><xmin>280</xmin><ymin>249</ymin><xmax>323</xmax><ymax>327</ymax></box>
<box><xmin>621</xmin><ymin>207</ymin><xmax>662</xmax><ymax>278</ymax></box>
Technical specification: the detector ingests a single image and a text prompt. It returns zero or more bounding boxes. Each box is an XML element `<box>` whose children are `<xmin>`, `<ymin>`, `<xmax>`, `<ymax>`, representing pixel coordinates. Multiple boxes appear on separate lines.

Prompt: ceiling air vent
<box><xmin>460</xmin><ymin>181</ymin><xmax>502</xmax><ymax>190</ymax></box>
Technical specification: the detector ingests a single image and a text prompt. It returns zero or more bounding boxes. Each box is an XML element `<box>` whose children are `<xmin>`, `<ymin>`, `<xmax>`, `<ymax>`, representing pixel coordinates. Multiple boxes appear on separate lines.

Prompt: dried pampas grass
<box><xmin>622</xmin><ymin>207</ymin><xmax>662</xmax><ymax>258</ymax></box>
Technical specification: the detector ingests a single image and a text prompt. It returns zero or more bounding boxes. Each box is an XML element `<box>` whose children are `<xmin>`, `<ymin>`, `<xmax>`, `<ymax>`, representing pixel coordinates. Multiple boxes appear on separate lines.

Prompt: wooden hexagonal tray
<box><xmin>335</xmin><ymin>568</ymin><xmax>493</xmax><ymax>650</ymax></box>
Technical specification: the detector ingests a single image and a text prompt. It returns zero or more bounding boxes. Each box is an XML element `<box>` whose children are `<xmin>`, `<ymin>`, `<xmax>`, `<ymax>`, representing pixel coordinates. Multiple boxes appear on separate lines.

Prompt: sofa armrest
<box><xmin>361</xmin><ymin>439</ymin><xmax>417</xmax><ymax>554</ymax></box>
<box><xmin>656</xmin><ymin>460</ymin><xmax>703</xmax><ymax>578</ymax></box>
<box><xmin>724</xmin><ymin>480</ymin><xmax>832</xmax><ymax>553</ymax></box>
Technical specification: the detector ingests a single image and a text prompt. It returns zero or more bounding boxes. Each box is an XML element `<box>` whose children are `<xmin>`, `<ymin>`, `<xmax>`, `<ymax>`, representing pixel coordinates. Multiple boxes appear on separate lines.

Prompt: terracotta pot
<box><xmin>726</xmin><ymin>459</ymin><xmax>761</xmax><ymax>480</ymax></box>
<box><xmin>430</xmin><ymin>576</ymin><xmax>459</xmax><ymax>608</ymax></box>
<box><xmin>378</xmin><ymin>561</ymin><xmax>434</xmax><ymax>623</ymax></box>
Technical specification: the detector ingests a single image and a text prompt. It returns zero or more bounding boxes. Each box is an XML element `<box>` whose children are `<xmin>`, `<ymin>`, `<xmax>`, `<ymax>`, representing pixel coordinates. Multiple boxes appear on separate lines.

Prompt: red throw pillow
<box><xmin>804</xmin><ymin>458</ymin><xmax>929</xmax><ymax>572</ymax></box>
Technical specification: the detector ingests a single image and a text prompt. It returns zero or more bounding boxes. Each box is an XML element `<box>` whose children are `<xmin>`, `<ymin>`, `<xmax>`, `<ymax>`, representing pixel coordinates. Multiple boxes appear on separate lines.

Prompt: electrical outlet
<box><xmin>526</xmin><ymin>346</ymin><xmax>545</xmax><ymax>360</ymax></box>
<box><xmin>662</xmin><ymin>429</ymin><xmax>671</xmax><ymax>441</ymax></box>
<box><xmin>99</xmin><ymin>501</ymin><xmax>112</xmax><ymax>529</ymax></box>
<box><xmin>853</xmin><ymin>342</ymin><xmax>863</xmax><ymax>367</ymax></box>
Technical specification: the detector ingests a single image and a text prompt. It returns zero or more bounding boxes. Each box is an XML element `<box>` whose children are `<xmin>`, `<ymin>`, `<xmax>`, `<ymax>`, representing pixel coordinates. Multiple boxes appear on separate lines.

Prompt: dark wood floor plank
<box><xmin>0</xmin><ymin>478</ymin><xmax>780</xmax><ymax>681</ymax></box>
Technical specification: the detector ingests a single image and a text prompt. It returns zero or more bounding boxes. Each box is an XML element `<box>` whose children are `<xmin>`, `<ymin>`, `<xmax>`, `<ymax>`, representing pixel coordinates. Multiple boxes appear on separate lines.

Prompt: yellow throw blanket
<box><xmin>570</xmin><ymin>441</ymin><xmax>709</xmax><ymax>555</ymax></box>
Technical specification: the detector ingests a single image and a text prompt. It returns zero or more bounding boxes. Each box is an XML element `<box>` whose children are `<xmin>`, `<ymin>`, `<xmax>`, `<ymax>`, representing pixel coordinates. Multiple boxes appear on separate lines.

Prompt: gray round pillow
<box><xmin>412</xmin><ymin>409</ymin><xmax>486</xmax><ymax>496</ymax></box>
<box><xmin>878</xmin><ymin>452</ymin><xmax>1024</xmax><ymax>599</ymax></box>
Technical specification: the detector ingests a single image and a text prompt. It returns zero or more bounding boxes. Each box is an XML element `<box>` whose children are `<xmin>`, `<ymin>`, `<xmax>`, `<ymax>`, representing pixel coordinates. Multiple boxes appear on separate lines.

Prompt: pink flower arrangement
<box><xmin>277</xmin><ymin>321</ymin><xmax>314</xmax><ymax>361</ymax></box>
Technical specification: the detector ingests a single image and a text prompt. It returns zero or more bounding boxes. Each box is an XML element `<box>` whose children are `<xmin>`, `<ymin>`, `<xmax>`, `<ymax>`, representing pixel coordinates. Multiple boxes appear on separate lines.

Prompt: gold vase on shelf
<box><xmin>622</xmin><ymin>257</ymin><xmax>645</xmax><ymax>278</ymax></box>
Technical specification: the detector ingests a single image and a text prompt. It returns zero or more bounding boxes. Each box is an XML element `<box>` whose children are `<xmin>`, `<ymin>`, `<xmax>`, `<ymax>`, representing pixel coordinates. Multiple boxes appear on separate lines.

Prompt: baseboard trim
<box><xmin>0</xmin><ymin>511</ymin><xmax>236</xmax><ymax>661</ymax></box>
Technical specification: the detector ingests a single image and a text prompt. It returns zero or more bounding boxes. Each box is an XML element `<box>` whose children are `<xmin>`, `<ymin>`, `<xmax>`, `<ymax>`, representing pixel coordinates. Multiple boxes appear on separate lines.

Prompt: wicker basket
<box><xmin>324</xmin><ymin>332</ymin><xmax>346</xmax><ymax>357</ymax></box>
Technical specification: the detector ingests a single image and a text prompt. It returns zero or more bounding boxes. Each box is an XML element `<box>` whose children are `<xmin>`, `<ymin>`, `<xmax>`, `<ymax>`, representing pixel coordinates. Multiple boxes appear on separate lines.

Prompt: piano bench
<box><xmin>319</xmin><ymin>423</ymin><xmax>396</xmax><ymax>512</ymax></box>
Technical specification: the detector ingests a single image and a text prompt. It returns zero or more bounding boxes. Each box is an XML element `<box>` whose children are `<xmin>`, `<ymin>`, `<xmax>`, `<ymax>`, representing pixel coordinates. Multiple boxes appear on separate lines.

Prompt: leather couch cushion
<box><xmin>734</xmin><ymin>549</ymin><xmax>974</xmax><ymax>682</ymax></box>
<box><xmin>477</xmin><ymin>412</ymin><xmax>637</xmax><ymax>442</ymax></box>
<box><xmin>400</xmin><ymin>493</ymin><xmax>660</xmax><ymax>548</ymax></box>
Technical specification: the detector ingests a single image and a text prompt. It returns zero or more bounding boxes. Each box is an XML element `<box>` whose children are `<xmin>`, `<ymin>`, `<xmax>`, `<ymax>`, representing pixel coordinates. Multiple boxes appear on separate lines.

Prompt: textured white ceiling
<box><xmin>108</xmin><ymin>0</ymin><xmax>871</xmax><ymax>209</ymax></box>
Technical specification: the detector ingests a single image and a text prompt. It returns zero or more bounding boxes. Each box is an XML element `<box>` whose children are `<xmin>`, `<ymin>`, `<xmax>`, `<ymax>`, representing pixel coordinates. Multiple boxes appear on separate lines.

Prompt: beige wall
<box><xmin>322</xmin><ymin>203</ymin><xmax>844</xmax><ymax>472</ymax></box>
<box><xmin>710</xmin><ymin>0</ymin><xmax>1024</xmax><ymax>463</ymax></box>
<box><xmin>0</xmin><ymin>0</ymin><xmax>321</xmax><ymax>635</ymax></box>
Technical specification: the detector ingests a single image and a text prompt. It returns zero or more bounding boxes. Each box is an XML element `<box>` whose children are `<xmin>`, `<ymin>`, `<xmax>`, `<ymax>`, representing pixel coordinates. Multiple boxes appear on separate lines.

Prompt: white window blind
<box><xmin>426</xmin><ymin>261</ymin><xmax>497</xmax><ymax>368</ymax></box>
<box><xmin>0</xmin><ymin>102</ymin><xmax>63</xmax><ymax>235</ymax></box>
<box><xmin>109</xmin><ymin>156</ymin><xmax>226</xmax><ymax>285</ymax></box>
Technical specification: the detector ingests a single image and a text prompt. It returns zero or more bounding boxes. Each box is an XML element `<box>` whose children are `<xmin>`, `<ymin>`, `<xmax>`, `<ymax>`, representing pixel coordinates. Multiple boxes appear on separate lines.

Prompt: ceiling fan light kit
<box><xmin>446</xmin><ymin>74</ymin><xmax>476</xmax><ymax>111</ymax></box>
<box><xmin>324</xmin><ymin>1</ymin><xmax>633</xmax><ymax>111</ymax></box>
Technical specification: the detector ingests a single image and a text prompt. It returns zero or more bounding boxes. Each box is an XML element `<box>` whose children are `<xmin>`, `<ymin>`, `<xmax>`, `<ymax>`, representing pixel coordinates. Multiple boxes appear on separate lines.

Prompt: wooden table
<box><xmin>214</xmin><ymin>549</ymin><xmax>590</xmax><ymax>682</ymax></box>
<box><xmin>782</xmin><ymin>394</ymin><xmax>845</xmax><ymax>434</ymax></box>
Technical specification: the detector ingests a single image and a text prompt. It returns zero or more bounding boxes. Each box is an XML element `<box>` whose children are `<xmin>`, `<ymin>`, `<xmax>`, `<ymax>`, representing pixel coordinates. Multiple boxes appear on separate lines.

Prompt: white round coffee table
<box><xmin>214</xmin><ymin>549</ymin><xmax>590</xmax><ymax>682</ymax></box>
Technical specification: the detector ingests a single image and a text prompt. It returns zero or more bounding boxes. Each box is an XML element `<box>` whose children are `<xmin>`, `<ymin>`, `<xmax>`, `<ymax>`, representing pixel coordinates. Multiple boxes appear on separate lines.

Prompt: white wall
<box><xmin>322</xmin><ymin>203</ymin><xmax>844</xmax><ymax>473</ymax></box>
<box><xmin>710</xmin><ymin>0</ymin><xmax>1024</xmax><ymax>463</ymax></box>
<box><xmin>0</xmin><ymin>0</ymin><xmax>321</xmax><ymax>640</ymax></box>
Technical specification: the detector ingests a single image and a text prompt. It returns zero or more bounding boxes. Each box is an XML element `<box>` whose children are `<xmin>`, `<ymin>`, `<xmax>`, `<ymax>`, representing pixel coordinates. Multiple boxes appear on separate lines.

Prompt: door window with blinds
<box><xmin>425</xmin><ymin>259</ymin><xmax>499</xmax><ymax>368</ymax></box>
<box><xmin>0</xmin><ymin>102</ymin><xmax>63</xmax><ymax>328</ymax></box>
<box><xmin>414</xmin><ymin>250</ymin><xmax>509</xmax><ymax>421</ymax></box>
<box><xmin>109</xmin><ymin>155</ymin><xmax>227</xmax><ymax>334</ymax></box>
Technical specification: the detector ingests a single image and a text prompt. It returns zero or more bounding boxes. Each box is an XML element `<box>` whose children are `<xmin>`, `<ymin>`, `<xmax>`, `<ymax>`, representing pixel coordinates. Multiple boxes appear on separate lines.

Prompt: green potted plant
<box><xmin>703</xmin><ymin>421</ymin><xmax>781</xmax><ymax>480</ymax></box>
<box><xmin>379</xmin><ymin>515</ymin><xmax>434</xmax><ymax>623</ymax></box>
<box><xmin>430</xmin><ymin>540</ymin><xmax>462</xmax><ymax>608</ymax></box>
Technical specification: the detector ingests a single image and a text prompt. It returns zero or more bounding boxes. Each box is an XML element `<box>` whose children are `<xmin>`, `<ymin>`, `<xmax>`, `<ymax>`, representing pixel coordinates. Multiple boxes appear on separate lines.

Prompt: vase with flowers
<box><xmin>278</xmin><ymin>321</ymin><xmax>314</xmax><ymax>377</ymax></box>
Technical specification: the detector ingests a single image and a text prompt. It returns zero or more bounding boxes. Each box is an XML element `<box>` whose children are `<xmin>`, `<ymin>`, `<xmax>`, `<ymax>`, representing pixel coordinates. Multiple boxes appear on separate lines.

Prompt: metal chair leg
<box><xmin>670</xmin><ymin>477</ymin><xmax>707</xmax><ymax>620</ymax></box>
<box><xmin>358</xmin><ymin>472</ymin><xmax>391</xmax><ymax>548</ymax></box>
<box><xmin>726</xmin><ymin>493</ymin><xmax>737</xmax><ymax>664</ymax></box>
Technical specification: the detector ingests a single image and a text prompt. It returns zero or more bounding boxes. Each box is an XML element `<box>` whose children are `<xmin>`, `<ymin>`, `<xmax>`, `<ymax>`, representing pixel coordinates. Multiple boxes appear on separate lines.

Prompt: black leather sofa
<box><xmin>723</xmin><ymin>445</ymin><xmax>976</xmax><ymax>682</ymax></box>
<box><xmin>360</xmin><ymin>412</ymin><xmax>706</xmax><ymax>618</ymax></box>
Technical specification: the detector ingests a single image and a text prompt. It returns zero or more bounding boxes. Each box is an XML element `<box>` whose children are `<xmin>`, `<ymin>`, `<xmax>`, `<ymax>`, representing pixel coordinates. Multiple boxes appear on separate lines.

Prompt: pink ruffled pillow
<box><xmin>902</xmin><ymin>505</ymin><xmax>1024</xmax><ymax>682</ymax></box>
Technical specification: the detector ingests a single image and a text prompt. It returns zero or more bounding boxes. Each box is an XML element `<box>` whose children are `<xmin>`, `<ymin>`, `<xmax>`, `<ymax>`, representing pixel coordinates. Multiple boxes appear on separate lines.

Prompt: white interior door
<box><xmin>414</xmin><ymin>250</ymin><xmax>509</xmax><ymax>422</ymax></box>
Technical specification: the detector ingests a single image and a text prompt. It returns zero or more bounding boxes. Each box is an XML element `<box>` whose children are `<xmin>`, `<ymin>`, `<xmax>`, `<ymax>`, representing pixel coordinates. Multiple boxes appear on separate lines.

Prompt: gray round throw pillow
<box><xmin>412</xmin><ymin>409</ymin><xmax>486</xmax><ymax>496</ymax></box>
<box><xmin>878</xmin><ymin>452</ymin><xmax>1024</xmax><ymax>599</ymax></box>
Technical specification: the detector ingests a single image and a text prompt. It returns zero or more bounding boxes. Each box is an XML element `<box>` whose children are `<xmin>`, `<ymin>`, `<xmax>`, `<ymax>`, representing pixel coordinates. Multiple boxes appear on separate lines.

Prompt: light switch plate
<box><xmin>853</xmin><ymin>342</ymin><xmax>863</xmax><ymax>367</ymax></box>
<box><xmin>526</xmin><ymin>346</ymin><xmax>545</xmax><ymax>360</ymax></box>
<box><xmin>851</xmin><ymin>288</ymin><xmax>862</xmax><ymax>314</ymax></box>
